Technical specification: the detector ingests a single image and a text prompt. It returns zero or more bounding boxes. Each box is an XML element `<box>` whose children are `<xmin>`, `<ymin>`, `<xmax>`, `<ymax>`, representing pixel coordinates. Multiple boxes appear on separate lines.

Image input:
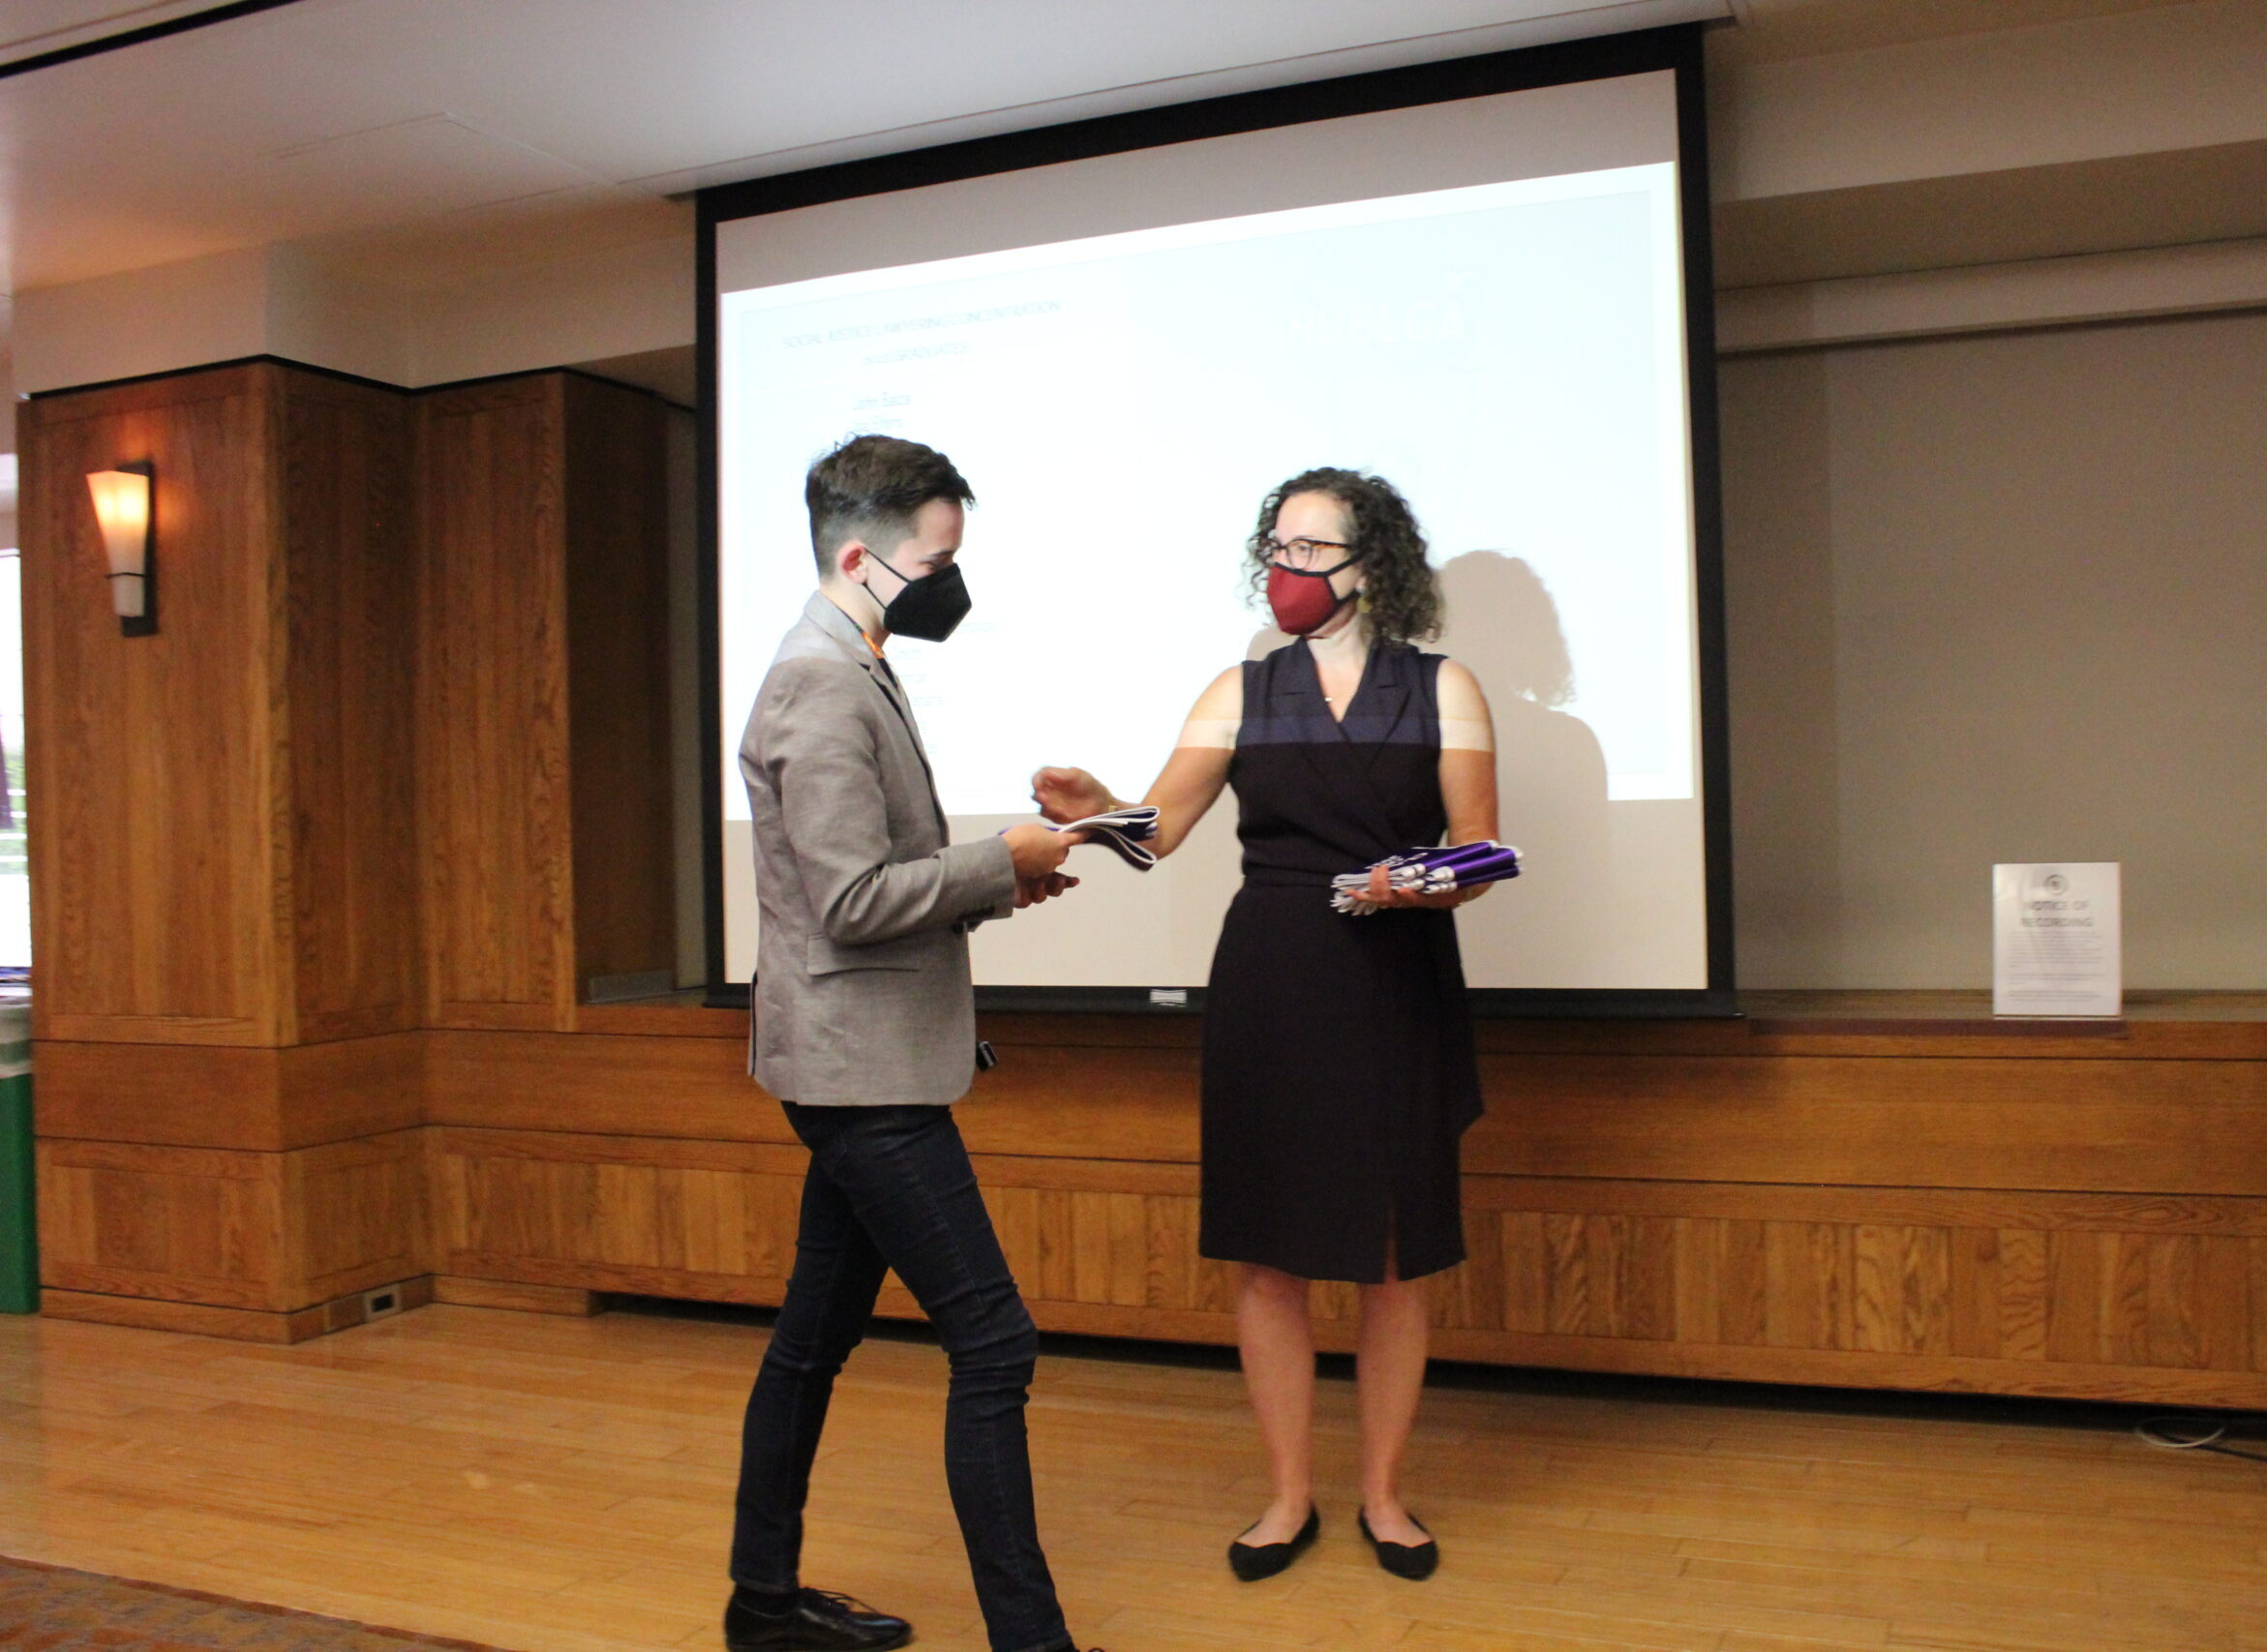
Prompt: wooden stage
<box><xmin>4</xmin><ymin>1298</ymin><xmax>2263</xmax><ymax>1652</ymax></box>
<box><xmin>33</xmin><ymin>986</ymin><xmax>2267</xmax><ymax>1410</ymax></box>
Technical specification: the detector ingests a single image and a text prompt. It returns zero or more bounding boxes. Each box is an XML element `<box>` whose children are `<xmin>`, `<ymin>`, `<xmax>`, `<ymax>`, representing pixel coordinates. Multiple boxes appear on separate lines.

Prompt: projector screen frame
<box><xmin>696</xmin><ymin>21</ymin><xmax>1735</xmax><ymax>1018</ymax></box>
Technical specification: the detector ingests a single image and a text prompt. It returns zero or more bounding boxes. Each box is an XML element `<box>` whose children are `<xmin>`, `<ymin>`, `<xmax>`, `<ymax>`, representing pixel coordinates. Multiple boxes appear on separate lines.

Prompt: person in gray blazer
<box><xmin>724</xmin><ymin>436</ymin><xmax>1097</xmax><ymax>1652</ymax></box>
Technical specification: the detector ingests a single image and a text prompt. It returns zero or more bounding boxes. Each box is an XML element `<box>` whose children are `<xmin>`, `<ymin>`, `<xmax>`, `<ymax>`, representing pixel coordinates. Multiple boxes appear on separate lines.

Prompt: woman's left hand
<box><xmin>1362</xmin><ymin>867</ymin><xmax>1489</xmax><ymax>910</ymax></box>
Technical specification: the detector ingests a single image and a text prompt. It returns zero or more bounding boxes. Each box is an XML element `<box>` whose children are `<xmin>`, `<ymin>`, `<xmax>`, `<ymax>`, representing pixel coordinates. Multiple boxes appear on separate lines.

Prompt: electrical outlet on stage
<box><xmin>362</xmin><ymin>1285</ymin><xmax>406</xmax><ymax>1321</ymax></box>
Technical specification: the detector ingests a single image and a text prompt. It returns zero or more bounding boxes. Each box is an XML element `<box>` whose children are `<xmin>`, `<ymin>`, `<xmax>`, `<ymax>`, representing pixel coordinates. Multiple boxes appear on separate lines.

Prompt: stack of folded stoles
<box><xmin>1046</xmin><ymin>804</ymin><xmax>1162</xmax><ymax>870</ymax></box>
<box><xmin>1331</xmin><ymin>840</ymin><xmax>1523</xmax><ymax>914</ymax></box>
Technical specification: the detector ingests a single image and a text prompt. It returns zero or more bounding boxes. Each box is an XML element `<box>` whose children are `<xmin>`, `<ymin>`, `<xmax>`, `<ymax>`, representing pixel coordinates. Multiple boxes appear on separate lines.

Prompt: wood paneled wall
<box><xmin>561</xmin><ymin>376</ymin><xmax>675</xmax><ymax>996</ymax></box>
<box><xmin>417</xmin><ymin>378</ymin><xmax>569</xmax><ymax>1030</ymax></box>
<box><xmin>282</xmin><ymin>372</ymin><xmax>420</xmax><ymax>1045</ymax></box>
<box><xmin>37</xmin><ymin>1129</ymin><xmax>424</xmax><ymax>1317</ymax></box>
<box><xmin>23</xmin><ymin>369</ymin><xmax>291</xmax><ymax>1046</ymax></box>
<box><xmin>418</xmin><ymin>1010</ymin><xmax>2267</xmax><ymax>1408</ymax></box>
<box><xmin>416</xmin><ymin>375</ymin><xmax>673</xmax><ymax>1032</ymax></box>
<box><xmin>21</xmin><ymin>365</ymin><xmax>419</xmax><ymax>1049</ymax></box>
<box><xmin>422</xmin><ymin>1114</ymin><xmax>2267</xmax><ymax>1409</ymax></box>
<box><xmin>32</xmin><ymin>1034</ymin><xmax>421</xmax><ymax>1151</ymax></box>
<box><xmin>25</xmin><ymin>361</ymin><xmax>676</xmax><ymax>1342</ymax></box>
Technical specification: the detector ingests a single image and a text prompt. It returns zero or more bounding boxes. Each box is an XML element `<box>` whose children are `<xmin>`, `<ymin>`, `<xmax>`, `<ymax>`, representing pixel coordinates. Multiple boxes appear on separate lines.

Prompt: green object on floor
<box><xmin>0</xmin><ymin>1002</ymin><xmax>33</xmax><ymax>1314</ymax></box>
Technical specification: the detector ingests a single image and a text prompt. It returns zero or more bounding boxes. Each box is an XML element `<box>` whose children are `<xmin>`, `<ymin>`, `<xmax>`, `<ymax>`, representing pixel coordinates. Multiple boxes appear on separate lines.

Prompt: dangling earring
<box><xmin>1356</xmin><ymin>589</ymin><xmax>1372</xmax><ymax>616</ymax></box>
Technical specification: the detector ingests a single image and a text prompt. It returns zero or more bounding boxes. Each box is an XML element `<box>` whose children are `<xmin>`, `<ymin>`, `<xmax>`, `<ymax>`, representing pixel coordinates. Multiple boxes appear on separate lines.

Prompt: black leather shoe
<box><xmin>1227</xmin><ymin>1505</ymin><xmax>1319</xmax><ymax>1580</ymax></box>
<box><xmin>1358</xmin><ymin>1510</ymin><xmax>1439</xmax><ymax>1579</ymax></box>
<box><xmin>723</xmin><ymin>1587</ymin><xmax>912</xmax><ymax>1651</ymax></box>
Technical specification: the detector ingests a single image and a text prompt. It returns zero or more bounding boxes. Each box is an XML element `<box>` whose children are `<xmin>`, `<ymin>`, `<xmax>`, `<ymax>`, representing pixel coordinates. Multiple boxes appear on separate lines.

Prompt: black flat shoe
<box><xmin>1358</xmin><ymin>1510</ymin><xmax>1439</xmax><ymax>1579</ymax></box>
<box><xmin>724</xmin><ymin>1586</ymin><xmax>912</xmax><ymax>1651</ymax></box>
<box><xmin>1227</xmin><ymin>1505</ymin><xmax>1320</xmax><ymax>1580</ymax></box>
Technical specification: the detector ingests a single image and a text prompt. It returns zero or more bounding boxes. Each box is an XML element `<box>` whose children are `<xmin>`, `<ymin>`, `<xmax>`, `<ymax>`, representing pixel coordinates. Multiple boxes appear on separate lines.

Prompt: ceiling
<box><xmin>0</xmin><ymin>0</ymin><xmax>230</xmax><ymax>62</ymax></box>
<box><xmin>0</xmin><ymin>0</ymin><xmax>2202</xmax><ymax>300</ymax></box>
<box><xmin>0</xmin><ymin>0</ymin><xmax>1746</xmax><ymax>296</ymax></box>
<box><xmin>1714</xmin><ymin>0</ymin><xmax>2198</xmax><ymax>62</ymax></box>
<box><xmin>0</xmin><ymin>0</ymin><xmax>2240</xmax><ymax>503</ymax></box>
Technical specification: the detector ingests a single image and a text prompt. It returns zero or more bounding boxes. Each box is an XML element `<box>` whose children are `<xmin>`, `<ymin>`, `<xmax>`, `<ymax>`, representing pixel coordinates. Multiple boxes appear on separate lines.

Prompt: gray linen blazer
<box><xmin>741</xmin><ymin>592</ymin><xmax>1017</xmax><ymax>1105</ymax></box>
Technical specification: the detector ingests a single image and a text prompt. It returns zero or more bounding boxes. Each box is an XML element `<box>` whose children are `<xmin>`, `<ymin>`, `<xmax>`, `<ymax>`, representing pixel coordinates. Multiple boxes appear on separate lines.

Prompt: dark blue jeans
<box><xmin>731</xmin><ymin>1102</ymin><xmax>1067</xmax><ymax>1652</ymax></box>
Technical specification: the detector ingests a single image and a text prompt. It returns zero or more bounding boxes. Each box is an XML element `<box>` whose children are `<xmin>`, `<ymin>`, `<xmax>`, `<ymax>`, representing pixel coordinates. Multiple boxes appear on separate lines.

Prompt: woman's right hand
<box><xmin>1031</xmin><ymin>766</ymin><xmax>1113</xmax><ymax>825</ymax></box>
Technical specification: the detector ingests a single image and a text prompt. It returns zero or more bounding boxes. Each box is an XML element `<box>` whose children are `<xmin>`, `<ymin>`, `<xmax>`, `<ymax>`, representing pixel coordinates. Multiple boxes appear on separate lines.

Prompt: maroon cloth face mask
<box><xmin>1266</xmin><ymin>560</ymin><xmax>1359</xmax><ymax>635</ymax></box>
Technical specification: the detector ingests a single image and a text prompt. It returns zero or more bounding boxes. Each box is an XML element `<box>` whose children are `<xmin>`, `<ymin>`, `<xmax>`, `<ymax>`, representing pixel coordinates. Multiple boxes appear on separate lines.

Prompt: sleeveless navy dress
<box><xmin>1198</xmin><ymin>638</ymin><xmax>1484</xmax><ymax>1284</ymax></box>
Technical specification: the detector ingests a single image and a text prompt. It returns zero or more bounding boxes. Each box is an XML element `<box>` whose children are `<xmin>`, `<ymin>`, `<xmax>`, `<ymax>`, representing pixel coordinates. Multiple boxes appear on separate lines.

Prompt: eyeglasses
<box><xmin>1260</xmin><ymin>535</ymin><xmax>1357</xmax><ymax>572</ymax></box>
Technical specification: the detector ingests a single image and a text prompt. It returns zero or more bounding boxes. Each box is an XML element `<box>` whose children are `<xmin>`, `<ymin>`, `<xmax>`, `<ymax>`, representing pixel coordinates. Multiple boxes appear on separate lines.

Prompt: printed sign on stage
<box><xmin>1993</xmin><ymin>861</ymin><xmax>2121</xmax><ymax>1017</ymax></box>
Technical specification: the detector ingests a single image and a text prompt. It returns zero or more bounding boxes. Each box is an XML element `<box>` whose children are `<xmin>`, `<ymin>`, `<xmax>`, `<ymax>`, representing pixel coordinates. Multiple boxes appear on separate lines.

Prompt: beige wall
<box><xmin>13</xmin><ymin>233</ymin><xmax>693</xmax><ymax>396</ymax></box>
<box><xmin>1721</xmin><ymin>308</ymin><xmax>2267</xmax><ymax>987</ymax></box>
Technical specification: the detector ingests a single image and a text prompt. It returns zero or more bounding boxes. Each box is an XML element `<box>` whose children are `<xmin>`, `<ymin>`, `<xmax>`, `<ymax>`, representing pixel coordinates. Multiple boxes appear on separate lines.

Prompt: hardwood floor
<box><xmin>1</xmin><ymin>1304</ymin><xmax>2262</xmax><ymax>1652</ymax></box>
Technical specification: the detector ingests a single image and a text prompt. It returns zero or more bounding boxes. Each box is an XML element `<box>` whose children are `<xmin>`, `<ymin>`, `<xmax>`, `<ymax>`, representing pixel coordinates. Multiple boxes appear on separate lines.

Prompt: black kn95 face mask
<box><xmin>866</xmin><ymin>556</ymin><xmax>972</xmax><ymax>643</ymax></box>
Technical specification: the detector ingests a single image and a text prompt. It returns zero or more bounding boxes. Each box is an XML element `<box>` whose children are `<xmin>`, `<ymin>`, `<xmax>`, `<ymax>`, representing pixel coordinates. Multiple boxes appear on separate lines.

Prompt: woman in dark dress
<box><xmin>1033</xmin><ymin>469</ymin><xmax>1497</xmax><ymax>1581</ymax></box>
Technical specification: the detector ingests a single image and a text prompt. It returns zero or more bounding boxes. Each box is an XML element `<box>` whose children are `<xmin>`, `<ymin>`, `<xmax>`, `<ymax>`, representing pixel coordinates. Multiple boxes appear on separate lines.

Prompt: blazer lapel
<box><xmin>867</xmin><ymin>655</ymin><xmax>929</xmax><ymax>761</ymax></box>
<box><xmin>800</xmin><ymin>594</ymin><xmax>949</xmax><ymax>837</ymax></box>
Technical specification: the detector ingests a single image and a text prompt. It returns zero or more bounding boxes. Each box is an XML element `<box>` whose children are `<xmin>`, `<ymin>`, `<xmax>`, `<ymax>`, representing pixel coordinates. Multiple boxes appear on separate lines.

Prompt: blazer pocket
<box><xmin>806</xmin><ymin>933</ymin><xmax>932</xmax><ymax>976</ymax></box>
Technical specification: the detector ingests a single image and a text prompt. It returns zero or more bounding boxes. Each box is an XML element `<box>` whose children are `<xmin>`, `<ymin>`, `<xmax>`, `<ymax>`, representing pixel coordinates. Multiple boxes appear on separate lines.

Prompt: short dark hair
<box><xmin>805</xmin><ymin>435</ymin><xmax>974</xmax><ymax>572</ymax></box>
<box><xmin>1246</xmin><ymin>466</ymin><xmax>1441</xmax><ymax>645</ymax></box>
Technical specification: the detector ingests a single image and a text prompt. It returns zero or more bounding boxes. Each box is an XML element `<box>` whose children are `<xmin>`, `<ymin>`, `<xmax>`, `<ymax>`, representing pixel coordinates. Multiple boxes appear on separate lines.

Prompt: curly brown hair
<box><xmin>1245</xmin><ymin>466</ymin><xmax>1441</xmax><ymax>646</ymax></box>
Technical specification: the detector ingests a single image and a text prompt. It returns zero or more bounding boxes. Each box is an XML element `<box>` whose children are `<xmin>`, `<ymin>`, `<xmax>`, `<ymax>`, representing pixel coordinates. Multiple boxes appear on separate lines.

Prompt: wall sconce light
<box><xmin>86</xmin><ymin>464</ymin><xmax>155</xmax><ymax>638</ymax></box>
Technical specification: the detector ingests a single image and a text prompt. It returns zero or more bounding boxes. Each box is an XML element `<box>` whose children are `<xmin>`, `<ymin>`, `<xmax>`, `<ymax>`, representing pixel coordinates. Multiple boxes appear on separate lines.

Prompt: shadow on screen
<box><xmin>1436</xmin><ymin>553</ymin><xmax>1609</xmax><ymax>975</ymax></box>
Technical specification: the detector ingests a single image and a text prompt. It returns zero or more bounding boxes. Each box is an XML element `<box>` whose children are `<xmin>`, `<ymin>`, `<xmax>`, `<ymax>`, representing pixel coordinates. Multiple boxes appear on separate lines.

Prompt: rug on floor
<box><xmin>0</xmin><ymin>1556</ymin><xmax>518</xmax><ymax>1651</ymax></box>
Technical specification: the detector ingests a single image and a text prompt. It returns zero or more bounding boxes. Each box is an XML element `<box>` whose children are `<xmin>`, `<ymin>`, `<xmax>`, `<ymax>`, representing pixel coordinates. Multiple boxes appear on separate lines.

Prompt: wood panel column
<box><xmin>22</xmin><ymin>362</ymin><xmax>428</xmax><ymax>1341</ymax></box>
<box><xmin>416</xmin><ymin>372</ymin><xmax>675</xmax><ymax>1314</ymax></box>
<box><xmin>416</xmin><ymin>373</ymin><xmax>673</xmax><ymax>1033</ymax></box>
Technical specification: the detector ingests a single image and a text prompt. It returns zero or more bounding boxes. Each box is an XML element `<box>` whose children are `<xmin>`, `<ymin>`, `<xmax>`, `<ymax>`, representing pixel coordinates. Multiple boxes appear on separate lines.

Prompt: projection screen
<box><xmin>702</xmin><ymin>27</ymin><xmax>1732</xmax><ymax>1012</ymax></box>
